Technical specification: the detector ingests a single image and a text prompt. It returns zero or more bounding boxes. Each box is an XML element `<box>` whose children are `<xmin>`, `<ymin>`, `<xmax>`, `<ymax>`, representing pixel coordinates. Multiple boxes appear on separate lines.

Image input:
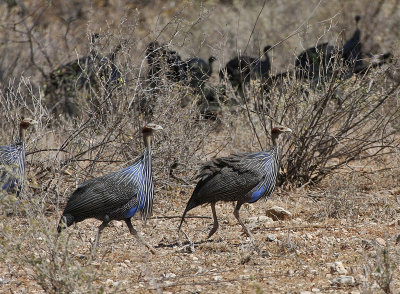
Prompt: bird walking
<box><xmin>0</xmin><ymin>118</ymin><xmax>38</xmax><ymax>197</ymax></box>
<box><xmin>179</xmin><ymin>125</ymin><xmax>292</xmax><ymax>238</ymax></box>
<box><xmin>58</xmin><ymin>123</ymin><xmax>163</xmax><ymax>253</ymax></box>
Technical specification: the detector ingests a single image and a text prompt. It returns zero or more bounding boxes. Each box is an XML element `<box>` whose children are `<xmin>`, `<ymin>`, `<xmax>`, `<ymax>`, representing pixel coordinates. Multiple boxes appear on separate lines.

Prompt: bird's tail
<box><xmin>178</xmin><ymin>200</ymin><xmax>197</xmax><ymax>231</ymax></box>
<box><xmin>57</xmin><ymin>214</ymin><xmax>74</xmax><ymax>233</ymax></box>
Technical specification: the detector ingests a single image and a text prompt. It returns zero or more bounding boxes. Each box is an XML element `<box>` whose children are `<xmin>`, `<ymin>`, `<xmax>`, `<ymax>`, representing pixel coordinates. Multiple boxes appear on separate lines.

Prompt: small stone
<box><xmin>375</xmin><ymin>237</ymin><xmax>386</xmax><ymax>247</ymax></box>
<box><xmin>362</xmin><ymin>239</ymin><xmax>373</xmax><ymax>250</ymax></box>
<box><xmin>192</xmin><ymin>256</ymin><xmax>198</xmax><ymax>261</ymax></box>
<box><xmin>164</xmin><ymin>281</ymin><xmax>174</xmax><ymax>286</ymax></box>
<box><xmin>164</xmin><ymin>273</ymin><xmax>176</xmax><ymax>279</ymax></box>
<box><xmin>266</xmin><ymin>234</ymin><xmax>277</xmax><ymax>242</ymax></box>
<box><xmin>299</xmin><ymin>291</ymin><xmax>312</xmax><ymax>294</ymax></box>
<box><xmin>331</xmin><ymin>276</ymin><xmax>355</xmax><ymax>286</ymax></box>
<box><xmin>265</xmin><ymin>206</ymin><xmax>292</xmax><ymax>221</ymax></box>
<box><xmin>388</xmin><ymin>219</ymin><xmax>400</xmax><ymax>226</ymax></box>
<box><xmin>213</xmin><ymin>276</ymin><xmax>222</xmax><ymax>282</ymax></box>
<box><xmin>312</xmin><ymin>288</ymin><xmax>320</xmax><ymax>293</ymax></box>
<box><xmin>310</xmin><ymin>269</ymin><xmax>318</xmax><ymax>275</ymax></box>
<box><xmin>106</xmin><ymin>279</ymin><xmax>114</xmax><ymax>286</ymax></box>
<box><xmin>239</xmin><ymin>274</ymin><xmax>250</xmax><ymax>279</ymax></box>
<box><xmin>329</xmin><ymin>261</ymin><xmax>348</xmax><ymax>275</ymax></box>
<box><xmin>245</xmin><ymin>215</ymin><xmax>273</xmax><ymax>224</ymax></box>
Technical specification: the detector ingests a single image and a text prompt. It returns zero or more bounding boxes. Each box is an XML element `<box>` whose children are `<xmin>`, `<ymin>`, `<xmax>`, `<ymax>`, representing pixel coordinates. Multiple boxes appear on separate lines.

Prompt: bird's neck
<box><xmin>208</xmin><ymin>59</ymin><xmax>214</xmax><ymax>74</ymax></box>
<box><xmin>271</xmin><ymin>132</ymin><xmax>279</xmax><ymax>146</ymax></box>
<box><xmin>143</xmin><ymin>133</ymin><xmax>152</xmax><ymax>150</ymax></box>
<box><xmin>19</xmin><ymin>127</ymin><xmax>26</xmax><ymax>143</ymax></box>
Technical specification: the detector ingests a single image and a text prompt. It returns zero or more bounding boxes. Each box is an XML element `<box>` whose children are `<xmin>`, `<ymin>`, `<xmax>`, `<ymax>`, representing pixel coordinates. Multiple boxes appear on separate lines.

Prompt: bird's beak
<box><xmin>285</xmin><ymin>127</ymin><xmax>292</xmax><ymax>133</ymax></box>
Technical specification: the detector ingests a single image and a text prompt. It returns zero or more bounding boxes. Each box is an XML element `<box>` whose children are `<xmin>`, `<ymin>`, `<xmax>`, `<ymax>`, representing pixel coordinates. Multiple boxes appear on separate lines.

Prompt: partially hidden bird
<box><xmin>0</xmin><ymin>118</ymin><xmax>38</xmax><ymax>197</ymax></box>
<box><xmin>57</xmin><ymin>123</ymin><xmax>163</xmax><ymax>253</ymax></box>
<box><xmin>179</xmin><ymin>125</ymin><xmax>292</xmax><ymax>238</ymax></box>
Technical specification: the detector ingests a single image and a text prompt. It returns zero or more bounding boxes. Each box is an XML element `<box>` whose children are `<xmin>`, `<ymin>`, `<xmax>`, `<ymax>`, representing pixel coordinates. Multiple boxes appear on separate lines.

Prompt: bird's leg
<box><xmin>207</xmin><ymin>202</ymin><xmax>219</xmax><ymax>239</ymax></box>
<box><xmin>233</xmin><ymin>202</ymin><xmax>253</xmax><ymax>238</ymax></box>
<box><xmin>91</xmin><ymin>221</ymin><xmax>108</xmax><ymax>256</ymax></box>
<box><xmin>125</xmin><ymin>218</ymin><xmax>156</xmax><ymax>255</ymax></box>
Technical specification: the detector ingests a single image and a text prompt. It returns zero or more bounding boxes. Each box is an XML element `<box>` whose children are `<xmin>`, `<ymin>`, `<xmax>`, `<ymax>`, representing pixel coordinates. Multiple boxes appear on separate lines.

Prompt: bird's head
<box><xmin>264</xmin><ymin>46</ymin><xmax>272</xmax><ymax>54</ymax></box>
<box><xmin>20</xmin><ymin>118</ymin><xmax>38</xmax><ymax>129</ymax></box>
<box><xmin>271</xmin><ymin>125</ymin><xmax>292</xmax><ymax>135</ymax></box>
<box><xmin>142</xmin><ymin>123</ymin><xmax>163</xmax><ymax>134</ymax></box>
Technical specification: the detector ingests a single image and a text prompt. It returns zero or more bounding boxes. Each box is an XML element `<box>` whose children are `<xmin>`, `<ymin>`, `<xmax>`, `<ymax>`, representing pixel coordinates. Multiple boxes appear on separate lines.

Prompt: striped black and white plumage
<box><xmin>179</xmin><ymin>126</ymin><xmax>292</xmax><ymax>238</ymax></box>
<box><xmin>0</xmin><ymin>118</ymin><xmax>37</xmax><ymax>197</ymax></box>
<box><xmin>58</xmin><ymin>123</ymin><xmax>163</xmax><ymax>252</ymax></box>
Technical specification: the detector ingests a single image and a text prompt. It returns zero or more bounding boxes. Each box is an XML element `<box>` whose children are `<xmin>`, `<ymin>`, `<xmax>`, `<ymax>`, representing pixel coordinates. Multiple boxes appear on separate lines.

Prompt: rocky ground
<box><xmin>1</xmin><ymin>169</ymin><xmax>399</xmax><ymax>293</ymax></box>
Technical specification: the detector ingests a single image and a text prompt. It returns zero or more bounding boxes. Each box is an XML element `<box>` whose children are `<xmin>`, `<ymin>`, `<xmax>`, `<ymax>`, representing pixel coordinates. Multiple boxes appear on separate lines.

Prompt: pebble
<box><xmin>329</xmin><ymin>261</ymin><xmax>348</xmax><ymax>275</ymax></box>
<box><xmin>266</xmin><ymin>234</ymin><xmax>277</xmax><ymax>242</ymax></box>
<box><xmin>388</xmin><ymin>219</ymin><xmax>400</xmax><ymax>226</ymax></box>
<box><xmin>362</xmin><ymin>239</ymin><xmax>373</xmax><ymax>250</ymax></box>
<box><xmin>310</xmin><ymin>269</ymin><xmax>318</xmax><ymax>275</ymax></box>
<box><xmin>331</xmin><ymin>276</ymin><xmax>355</xmax><ymax>286</ymax></box>
<box><xmin>213</xmin><ymin>276</ymin><xmax>222</xmax><ymax>282</ymax></box>
<box><xmin>265</xmin><ymin>206</ymin><xmax>292</xmax><ymax>221</ymax></box>
<box><xmin>312</xmin><ymin>288</ymin><xmax>320</xmax><ymax>293</ymax></box>
<box><xmin>164</xmin><ymin>273</ymin><xmax>176</xmax><ymax>279</ymax></box>
<box><xmin>239</xmin><ymin>274</ymin><xmax>251</xmax><ymax>279</ymax></box>
<box><xmin>247</xmin><ymin>215</ymin><xmax>273</xmax><ymax>223</ymax></box>
<box><xmin>192</xmin><ymin>256</ymin><xmax>199</xmax><ymax>261</ymax></box>
<box><xmin>375</xmin><ymin>237</ymin><xmax>386</xmax><ymax>247</ymax></box>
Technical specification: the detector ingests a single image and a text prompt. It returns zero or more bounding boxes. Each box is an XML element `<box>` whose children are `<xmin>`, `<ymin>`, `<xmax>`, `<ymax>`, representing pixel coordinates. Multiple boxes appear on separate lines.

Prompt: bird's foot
<box><xmin>207</xmin><ymin>225</ymin><xmax>219</xmax><ymax>239</ymax></box>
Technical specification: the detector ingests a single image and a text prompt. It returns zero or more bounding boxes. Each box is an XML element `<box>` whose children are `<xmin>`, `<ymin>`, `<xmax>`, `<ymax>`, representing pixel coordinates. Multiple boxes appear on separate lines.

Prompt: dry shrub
<box><xmin>241</xmin><ymin>47</ymin><xmax>400</xmax><ymax>186</ymax></box>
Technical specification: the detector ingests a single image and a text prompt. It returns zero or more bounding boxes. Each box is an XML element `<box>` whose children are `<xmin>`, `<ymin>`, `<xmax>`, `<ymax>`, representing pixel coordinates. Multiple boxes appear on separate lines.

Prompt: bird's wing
<box><xmin>62</xmin><ymin>163</ymin><xmax>143</xmax><ymax>216</ymax></box>
<box><xmin>0</xmin><ymin>144</ymin><xmax>23</xmax><ymax>191</ymax></box>
<box><xmin>0</xmin><ymin>145</ymin><xmax>20</xmax><ymax>165</ymax></box>
<box><xmin>198</xmin><ymin>152</ymin><xmax>267</xmax><ymax>179</ymax></box>
<box><xmin>194</xmin><ymin>152</ymin><xmax>274</xmax><ymax>201</ymax></box>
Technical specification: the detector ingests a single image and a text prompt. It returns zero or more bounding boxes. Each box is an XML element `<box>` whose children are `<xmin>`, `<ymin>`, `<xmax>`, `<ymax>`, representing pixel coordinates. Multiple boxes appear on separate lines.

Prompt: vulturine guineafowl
<box><xmin>45</xmin><ymin>33</ymin><xmax>123</xmax><ymax>116</ymax></box>
<box><xmin>146</xmin><ymin>42</ymin><xmax>186</xmax><ymax>84</ymax></box>
<box><xmin>179</xmin><ymin>125</ymin><xmax>292</xmax><ymax>238</ymax></box>
<box><xmin>58</xmin><ymin>123</ymin><xmax>163</xmax><ymax>253</ymax></box>
<box><xmin>185</xmin><ymin>56</ymin><xmax>216</xmax><ymax>88</ymax></box>
<box><xmin>220</xmin><ymin>45</ymin><xmax>271</xmax><ymax>98</ymax></box>
<box><xmin>295</xmin><ymin>42</ymin><xmax>336</xmax><ymax>85</ymax></box>
<box><xmin>0</xmin><ymin>118</ymin><xmax>38</xmax><ymax>197</ymax></box>
<box><xmin>342</xmin><ymin>15</ymin><xmax>362</xmax><ymax>70</ymax></box>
